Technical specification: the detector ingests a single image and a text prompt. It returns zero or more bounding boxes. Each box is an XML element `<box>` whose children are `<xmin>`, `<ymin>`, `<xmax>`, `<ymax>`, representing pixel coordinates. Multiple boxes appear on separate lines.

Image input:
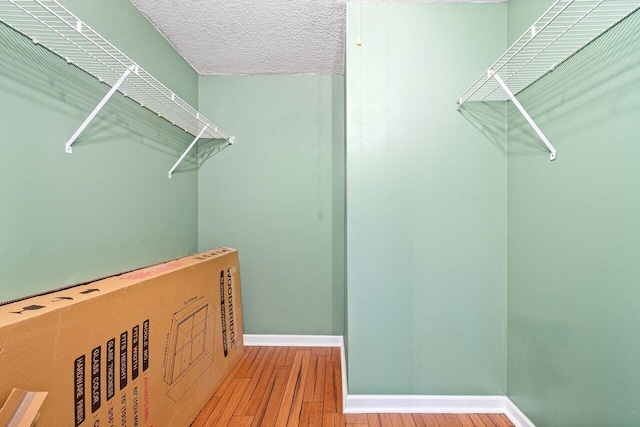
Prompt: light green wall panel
<box><xmin>506</xmin><ymin>1</ymin><xmax>640</xmax><ymax>426</ymax></box>
<box><xmin>0</xmin><ymin>0</ymin><xmax>199</xmax><ymax>302</ymax></box>
<box><xmin>198</xmin><ymin>76</ymin><xmax>345</xmax><ymax>335</ymax></box>
<box><xmin>346</xmin><ymin>3</ymin><xmax>507</xmax><ymax>395</ymax></box>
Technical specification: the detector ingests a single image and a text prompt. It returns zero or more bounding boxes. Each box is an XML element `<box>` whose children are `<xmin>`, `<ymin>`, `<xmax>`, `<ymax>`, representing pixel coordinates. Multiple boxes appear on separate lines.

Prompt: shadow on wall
<box><xmin>0</xmin><ymin>22</ymin><xmax>217</xmax><ymax>175</ymax></box>
<box><xmin>198</xmin><ymin>139</ymin><xmax>233</xmax><ymax>170</ymax></box>
<box><xmin>457</xmin><ymin>101</ymin><xmax>507</xmax><ymax>155</ymax></box>
<box><xmin>457</xmin><ymin>8</ymin><xmax>640</xmax><ymax>160</ymax></box>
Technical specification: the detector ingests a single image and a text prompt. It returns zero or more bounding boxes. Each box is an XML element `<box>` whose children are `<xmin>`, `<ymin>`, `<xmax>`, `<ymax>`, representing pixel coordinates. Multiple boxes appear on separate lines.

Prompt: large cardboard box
<box><xmin>0</xmin><ymin>248</ymin><xmax>244</xmax><ymax>426</ymax></box>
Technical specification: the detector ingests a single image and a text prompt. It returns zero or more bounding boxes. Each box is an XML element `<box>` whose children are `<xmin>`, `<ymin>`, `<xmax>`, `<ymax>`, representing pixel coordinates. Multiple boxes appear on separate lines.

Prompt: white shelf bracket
<box><xmin>489</xmin><ymin>69</ymin><xmax>557</xmax><ymax>161</ymax></box>
<box><xmin>168</xmin><ymin>124</ymin><xmax>209</xmax><ymax>178</ymax></box>
<box><xmin>65</xmin><ymin>65</ymin><xmax>134</xmax><ymax>154</ymax></box>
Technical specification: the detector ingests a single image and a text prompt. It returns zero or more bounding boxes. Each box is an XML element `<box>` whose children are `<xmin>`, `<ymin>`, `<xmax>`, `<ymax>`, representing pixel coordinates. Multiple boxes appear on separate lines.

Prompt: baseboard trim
<box><xmin>340</xmin><ymin>337</ymin><xmax>348</xmax><ymax>412</ymax></box>
<box><xmin>505</xmin><ymin>397</ymin><xmax>536</xmax><ymax>427</ymax></box>
<box><xmin>242</xmin><ymin>334</ymin><xmax>534</xmax><ymax>427</ymax></box>
<box><xmin>243</xmin><ymin>334</ymin><xmax>343</xmax><ymax>347</ymax></box>
<box><xmin>344</xmin><ymin>395</ymin><xmax>506</xmax><ymax>414</ymax></box>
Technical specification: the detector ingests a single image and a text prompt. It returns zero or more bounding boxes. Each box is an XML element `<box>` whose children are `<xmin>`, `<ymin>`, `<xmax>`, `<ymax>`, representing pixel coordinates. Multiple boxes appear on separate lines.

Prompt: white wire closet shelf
<box><xmin>0</xmin><ymin>0</ymin><xmax>234</xmax><ymax>177</ymax></box>
<box><xmin>457</xmin><ymin>0</ymin><xmax>640</xmax><ymax>161</ymax></box>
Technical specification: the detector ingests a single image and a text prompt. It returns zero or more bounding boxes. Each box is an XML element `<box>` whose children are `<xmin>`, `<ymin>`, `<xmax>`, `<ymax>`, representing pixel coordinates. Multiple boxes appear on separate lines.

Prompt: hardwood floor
<box><xmin>192</xmin><ymin>346</ymin><xmax>514</xmax><ymax>427</ymax></box>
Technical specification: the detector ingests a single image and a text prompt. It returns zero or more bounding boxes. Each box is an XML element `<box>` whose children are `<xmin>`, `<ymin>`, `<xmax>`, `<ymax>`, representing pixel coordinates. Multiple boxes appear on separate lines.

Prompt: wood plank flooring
<box><xmin>192</xmin><ymin>346</ymin><xmax>514</xmax><ymax>427</ymax></box>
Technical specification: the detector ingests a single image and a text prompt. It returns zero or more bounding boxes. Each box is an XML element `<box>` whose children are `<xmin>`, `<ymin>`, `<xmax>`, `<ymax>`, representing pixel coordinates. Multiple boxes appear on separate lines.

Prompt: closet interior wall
<box><xmin>197</xmin><ymin>76</ymin><xmax>346</xmax><ymax>337</ymax></box>
<box><xmin>5</xmin><ymin>1</ymin><xmax>640</xmax><ymax>424</ymax></box>
<box><xmin>506</xmin><ymin>1</ymin><xmax>640</xmax><ymax>426</ymax></box>
<box><xmin>345</xmin><ymin>2</ymin><xmax>508</xmax><ymax>396</ymax></box>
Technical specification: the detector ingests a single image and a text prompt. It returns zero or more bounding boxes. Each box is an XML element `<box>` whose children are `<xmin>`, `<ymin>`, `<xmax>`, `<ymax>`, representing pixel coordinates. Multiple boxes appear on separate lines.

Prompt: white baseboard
<box><xmin>340</xmin><ymin>337</ymin><xmax>347</xmax><ymax>412</ymax></box>
<box><xmin>243</xmin><ymin>334</ymin><xmax>343</xmax><ymax>347</ymax></box>
<box><xmin>505</xmin><ymin>397</ymin><xmax>536</xmax><ymax>427</ymax></box>
<box><xmin>242</xmin><ymin>334</ymin><xmax>534</xmax><ymax>427</ymax></box>
<box><xmin>345</xmin><ymin>395</ymin><xmax>534</xmax><ymax>427</ymax></box>
<box><xmin>344</xmin><ymin>394</ymin><xmax>506</xmax><ymax>414</ymax></box>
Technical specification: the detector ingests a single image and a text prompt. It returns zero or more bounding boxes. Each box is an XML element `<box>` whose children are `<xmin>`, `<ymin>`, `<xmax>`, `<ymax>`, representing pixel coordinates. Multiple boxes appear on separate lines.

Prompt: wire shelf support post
<box><xmin>489</xmin><ymin>70</ymin><xmax>557</xmax><ymax>161</ymax></box>
<box><xmin>65</xmin><ymin>64</ymin><xmax>136</xmax><ymax>154</ymax></box>
<box><xmin>168</xmin><ymin>125</ymin><xmax>208</xmax><ymax>179</ymax></box>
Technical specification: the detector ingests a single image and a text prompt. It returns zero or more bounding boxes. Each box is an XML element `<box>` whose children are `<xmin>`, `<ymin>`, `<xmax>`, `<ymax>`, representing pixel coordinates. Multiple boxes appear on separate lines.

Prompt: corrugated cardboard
<box><xmin>0</xmin><ymin>388</ymin><xmax>48</xmax><ymax>427</ymax></box>
<box><xmin>0</xmin><ymin>248</ymin><xmax>244</xmax><ymax>427</ymax></box>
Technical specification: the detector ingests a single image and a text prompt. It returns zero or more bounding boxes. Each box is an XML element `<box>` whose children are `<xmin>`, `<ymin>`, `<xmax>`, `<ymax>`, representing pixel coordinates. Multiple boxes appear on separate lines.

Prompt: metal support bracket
<box><xmin>168</xmin><ymin>125</ymin><xmax>209</xmax><ymax>178</ymax></box>
<box><xmin>489</xmin><ymin>69</ymin><xmax>557</xmax><ymax>161</ymax></box>
<box><xmin>65</xmin><ymin>65</ymin><xmax>135</xmax><ymax>154</ymax></box>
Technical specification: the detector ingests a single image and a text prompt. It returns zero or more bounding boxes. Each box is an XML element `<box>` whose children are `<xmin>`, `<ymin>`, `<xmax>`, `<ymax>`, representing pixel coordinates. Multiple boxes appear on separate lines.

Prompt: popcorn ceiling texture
<box><xmin>130</xmin><ymin>0</ymin><xmax>505</xmax><ymax>75</ymax></box>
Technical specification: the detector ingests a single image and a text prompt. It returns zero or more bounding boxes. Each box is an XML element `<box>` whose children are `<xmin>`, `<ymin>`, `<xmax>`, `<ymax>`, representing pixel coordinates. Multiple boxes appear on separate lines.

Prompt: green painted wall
<box><xmin>0</xmin><ymin>0</ymin><xmax>199</xmax><ymax>302</ymax></box>
<box><xmin>197</xmin><ymin>76</ymin><xmax>345</xmax><ymax>336</ymax></box>
<box><xmin>345</xmin><ymin>3</ymin><xmax>507</xmax><ymax>395</ymax></box>
<box><xmin>506</xmin><ymin>1</ymin><xmax>640</xmax><ymax>426</ymax></box>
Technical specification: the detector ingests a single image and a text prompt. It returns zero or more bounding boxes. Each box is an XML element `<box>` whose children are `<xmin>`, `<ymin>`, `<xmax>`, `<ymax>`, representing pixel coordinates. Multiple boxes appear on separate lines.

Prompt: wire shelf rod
<box><xmin>458</xmin><ymin>0</ymin><xmax>640</xmax><ymax>105</ymax></box>
<box><xmin>459</xmin><ymin>0</ymin><xmax>574</xmax><ymax>104</ymax></box>
<box><xmin>457</xmin><ymin>0</ymin><xmax>640</xmax><ymax>161</ymax></box>
<box><xmin>480</xmin><ymin>0</ymin><xmax>604</xmax><ymax>102</ymax></box>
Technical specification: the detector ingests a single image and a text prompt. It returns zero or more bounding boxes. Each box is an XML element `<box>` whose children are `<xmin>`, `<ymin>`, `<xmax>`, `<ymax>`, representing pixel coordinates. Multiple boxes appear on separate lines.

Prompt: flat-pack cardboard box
<box><xmin>0</xmin><ymin>248</ymin><xmax>244</xmax><ymax>426</ymax></box>
<box><xmin>0</xmin><ymin>388</ymin><xmax>48</xmax><ymax>426</ymax></box>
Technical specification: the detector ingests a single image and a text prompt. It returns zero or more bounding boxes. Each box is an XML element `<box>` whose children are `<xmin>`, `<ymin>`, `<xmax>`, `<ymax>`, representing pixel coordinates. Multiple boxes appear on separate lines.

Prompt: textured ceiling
<box><xmin>130</xmin><ymin>0</ymin><xmax>506</xmax><ymax>76</ymax></box>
